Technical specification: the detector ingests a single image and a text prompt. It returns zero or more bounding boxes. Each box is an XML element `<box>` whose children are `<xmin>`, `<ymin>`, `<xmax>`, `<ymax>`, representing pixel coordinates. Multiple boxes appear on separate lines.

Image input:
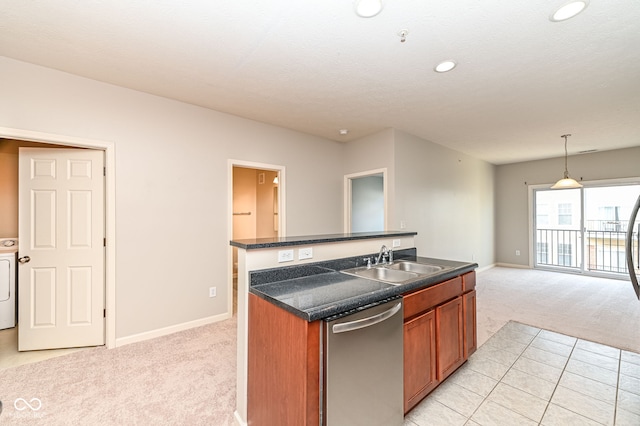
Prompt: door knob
<box><xmin>18</xmin><ymin>256</ymin><xmax>31</xmax><ymax>264</ymax></box>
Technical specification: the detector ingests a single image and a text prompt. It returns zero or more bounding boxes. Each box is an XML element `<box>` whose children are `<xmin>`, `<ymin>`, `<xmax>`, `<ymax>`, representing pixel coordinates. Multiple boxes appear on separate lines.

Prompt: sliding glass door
<box><xmin>535</xmin><ymin>188</ymin><xmax>582</xmax><ymax>270</ymax></box>
<box><xmin>534</xmin><ymin>182</ymin><xmax>640</xmax><ymax>277</ymax></box>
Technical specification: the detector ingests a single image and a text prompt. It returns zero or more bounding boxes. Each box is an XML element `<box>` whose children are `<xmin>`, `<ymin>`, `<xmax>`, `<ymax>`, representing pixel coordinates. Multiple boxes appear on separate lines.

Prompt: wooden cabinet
<box><xmin>436</xmin><ymin>296</ymin><xmax>464</xmax><ymax>380</ymax></box>
<box><xmin>248</xmin><ymin>269</ymin><xmax>478</xmax><ymax>422</ymax></box>
<box><xmin>463</xmin><ymin>289</ymin><xmax>477</xmax><ymax>358</ymax></box>
<box><xmin>403</xmin><ymin>271</ymin><xmax>476</xmax><ymax>413</ymax></box>
<box><xmin>247</xmin><ymin>293</ymin><xmax>320</xmax><ymax>426</ymax></box>
<box><xmin>404</xmin><ymin>310</ymin><xmax>437</xmax><ymax>411</ymax></box>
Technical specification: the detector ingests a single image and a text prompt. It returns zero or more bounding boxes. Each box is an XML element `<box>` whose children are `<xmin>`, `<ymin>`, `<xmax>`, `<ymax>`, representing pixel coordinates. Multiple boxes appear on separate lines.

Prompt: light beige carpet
<box><xmin>0</xmin><ymin>267</ymin><xmax>638</xmax><ymax>425</ymax></box>
<box><xmin>476</xmin><ymin>267</ymin><xmax>640</xmax><ymax>354</ymax></box>
<box><xmin>0</xmin><ymin>316</ymin><xmax>237</xmax><ymax>425</ymax></box>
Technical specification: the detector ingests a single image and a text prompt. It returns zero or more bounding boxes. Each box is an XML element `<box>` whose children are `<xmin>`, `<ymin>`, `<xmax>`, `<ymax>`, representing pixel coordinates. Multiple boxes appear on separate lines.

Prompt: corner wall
<box><xmin>392</xmin><ymin>130</ymin><xmax>496</xmax><ymax>268</ymax></box>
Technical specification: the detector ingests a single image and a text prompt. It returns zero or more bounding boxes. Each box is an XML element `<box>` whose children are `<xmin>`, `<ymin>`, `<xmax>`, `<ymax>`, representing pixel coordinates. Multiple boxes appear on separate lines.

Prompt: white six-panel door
<box><xmin>18</xmin><ymin>148</ymin><xmax>105</xmax><ymax>351</ymax></box>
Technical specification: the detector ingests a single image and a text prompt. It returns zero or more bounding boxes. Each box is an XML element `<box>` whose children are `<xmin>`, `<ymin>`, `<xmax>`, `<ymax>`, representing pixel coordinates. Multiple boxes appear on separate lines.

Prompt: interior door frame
<box><xmin>227</xmin><ymin>159</ymin><xmax>285</xmax><ymax>315</ymax></box>
<box><xmin>0</xmin><ymin>126</ymin><xmax>116</xmax><ymax>349</ymax></box>
<box><xmin>343</xmin><ymin>168</ymin><xmax>388</xmax><ymax>233</ymax></box>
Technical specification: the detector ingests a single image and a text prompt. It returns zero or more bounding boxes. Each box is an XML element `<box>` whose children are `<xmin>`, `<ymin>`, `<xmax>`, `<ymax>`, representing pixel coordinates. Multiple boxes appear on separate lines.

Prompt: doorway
<box><xmin>344</xmin><ymin>168</ymin><xmax>387</xmax><ymax>232</ymax></box>
<box><xmin>0</xmin><ymin>127</ymin><xmax>115</xmax><ymax>354</ymax></box>
<box><xmin>533</xmin><ymin>180</ymin><xmax>640</xmax><ymax>278</ymax></box>
<box><xmin>228</xmin><ymin>160</ymin><xmax>284</xmax><ymax>315</ymax></box>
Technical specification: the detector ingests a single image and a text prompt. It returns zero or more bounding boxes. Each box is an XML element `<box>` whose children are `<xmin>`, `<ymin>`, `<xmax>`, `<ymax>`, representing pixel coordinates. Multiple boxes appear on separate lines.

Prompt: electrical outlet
<box><xmin>392</xmin><ymin>239</ymin><xmax>401</xmax><ymax>248</ymax></box>
<box><xmin>400</xmin><ymin>220</ymin><xmax>406</xmax><ymax>229</ymax></box>
<box><xmin>278</xmin><ymin>249</ymin><xmax>294</xmax><ymax>262</ymax></box>
<box><xmin>515</xmin><ymin>250</ymin><xmax>521</xmax><ymax>256</ymax></box>
<box><xmin>298</xmin><ymin>247</ymin><xmax>313</xmax><ymax>260</ymax></box>
<box><xmin>209</xmin><ymin>287</ymin><xmax>217</xmax><ymax>298</ymax></box>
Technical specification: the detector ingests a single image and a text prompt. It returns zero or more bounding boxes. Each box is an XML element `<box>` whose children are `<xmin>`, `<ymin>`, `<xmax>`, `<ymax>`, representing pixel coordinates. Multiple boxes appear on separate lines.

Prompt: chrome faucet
<box><xmin>376</xmin><ymin>245</ymin><xmax>389</xmax><ymax>265</ymax></box>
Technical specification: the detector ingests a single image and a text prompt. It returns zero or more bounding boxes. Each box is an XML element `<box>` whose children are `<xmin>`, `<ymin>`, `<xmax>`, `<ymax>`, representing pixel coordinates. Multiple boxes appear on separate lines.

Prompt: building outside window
<box><xmin>537</xmin><ymin>242</ymin><xmax>549</xmax><ymax>264</ymax></box>
<box><xmin>558</xmin><ymin>203</ymin><xmax>572</xmax><ymax>226</ymax></box>
<box><xmin>558</xmin><ymin>243</ymin><xmax>573</xmax><ymax>266</ymax></box>
<box><xmin>537</xmin><ymin>204</ymin><xmax>549</xmax><ymax>226</ymax></box>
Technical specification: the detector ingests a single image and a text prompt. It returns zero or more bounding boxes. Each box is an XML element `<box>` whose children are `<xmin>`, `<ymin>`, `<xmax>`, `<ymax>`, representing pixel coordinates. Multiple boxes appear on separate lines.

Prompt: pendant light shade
<box><xmin>551</xmin><ymin>134</ymin><xmax>583</xmax><ymax>189</ymax></box>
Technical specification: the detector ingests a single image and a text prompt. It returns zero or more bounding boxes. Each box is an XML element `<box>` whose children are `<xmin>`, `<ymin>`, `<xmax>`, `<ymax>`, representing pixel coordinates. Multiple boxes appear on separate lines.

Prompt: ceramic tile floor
<box><xmin>0</xmin><ymin>326</ymin><xmax>85</xmax><ymax>370</ymax></box>
<box><xmin>404</xmin><ymin>322</ymin><xmax>640</xmax><ymax>426</ymax></box>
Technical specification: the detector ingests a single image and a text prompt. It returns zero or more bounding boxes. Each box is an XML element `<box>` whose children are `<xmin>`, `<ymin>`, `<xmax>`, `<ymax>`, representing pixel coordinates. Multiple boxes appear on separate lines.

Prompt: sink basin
<box><xmin>341</xmin><ymin>266</ymin><xmax>420</xmax><ymax>284</ymax></box>
<box><xmin>387</xmin><ymin>261</ymin><xmax>446</xmax><ymax>275</ymax></box>
<box><xmin>341</xmin><ymin>261</ymin><xmax>452</xmax><ymax>285</ymax></box>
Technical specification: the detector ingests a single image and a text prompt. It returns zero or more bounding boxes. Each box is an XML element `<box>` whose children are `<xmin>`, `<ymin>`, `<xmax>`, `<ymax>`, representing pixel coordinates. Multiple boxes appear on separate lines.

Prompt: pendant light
<box><xmin>551</xmin><ymin>134</ymin><xmax>583</xmax><ymax>189</ymax></box>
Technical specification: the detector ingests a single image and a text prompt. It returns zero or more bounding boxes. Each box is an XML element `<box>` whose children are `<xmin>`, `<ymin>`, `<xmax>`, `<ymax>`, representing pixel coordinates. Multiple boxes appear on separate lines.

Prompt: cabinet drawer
<box><xmin>403</xmin><ymin>276</ymin><xmax>463</xmax><ymax>320</ymax></box>
<box><xmin>463</xmin><ymin>271</ymin><xmax>476</xmax><ymax>293</ymax></box>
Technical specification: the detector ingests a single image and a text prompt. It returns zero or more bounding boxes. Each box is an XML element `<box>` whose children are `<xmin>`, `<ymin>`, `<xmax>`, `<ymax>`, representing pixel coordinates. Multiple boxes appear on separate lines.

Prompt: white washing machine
<box><xmin>0</xmin><ymin>238</ymin><xmax>18</xmax><ymax>330</ymax></box>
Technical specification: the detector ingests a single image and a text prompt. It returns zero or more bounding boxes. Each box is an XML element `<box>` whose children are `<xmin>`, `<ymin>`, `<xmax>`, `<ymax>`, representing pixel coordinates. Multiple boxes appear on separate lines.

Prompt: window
<box><xmin>558</xmin><ymin>243</ymin><xmax>572</xmax><ymax>266</ymax></box>
<box><xmin>558</xmin><ymin>203</ymin><xmax>572</xmax><ymax>225</ymax></box>
<box><xmin>536</xmin><ymin>242</ymin><xmax>548</xmax><ymax>264</ymax></box>
<box><xmin>537</xmin><ymin>204</ymin><xmax>549</xmax><ymax>226</ymax></box>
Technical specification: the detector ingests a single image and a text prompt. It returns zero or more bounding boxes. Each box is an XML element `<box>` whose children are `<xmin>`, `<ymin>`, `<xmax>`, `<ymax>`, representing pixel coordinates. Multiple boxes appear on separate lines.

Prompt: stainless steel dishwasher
<box><xmin>323</xmin><ymin>297</ymin><xmax>404</xmax><ymax>426</ymax></box>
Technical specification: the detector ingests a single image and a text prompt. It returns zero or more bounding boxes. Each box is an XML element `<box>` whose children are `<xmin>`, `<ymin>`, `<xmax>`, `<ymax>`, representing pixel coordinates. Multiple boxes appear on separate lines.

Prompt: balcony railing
<box><xmin>536</xmin><ymin>225</ymin><xmax>640</xmax><ymax>274</ymax></box>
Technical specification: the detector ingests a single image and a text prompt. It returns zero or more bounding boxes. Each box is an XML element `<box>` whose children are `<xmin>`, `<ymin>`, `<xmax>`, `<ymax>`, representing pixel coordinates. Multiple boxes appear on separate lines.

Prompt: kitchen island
<box><xmin>231</xmin><ymin>231</ymin><xmax>476</xmax><ymax>425</ymax></box>
<box><xmin>231</xmin><ymin>231</ymin><xmax>418</xmax><ymax>425</ymax></box>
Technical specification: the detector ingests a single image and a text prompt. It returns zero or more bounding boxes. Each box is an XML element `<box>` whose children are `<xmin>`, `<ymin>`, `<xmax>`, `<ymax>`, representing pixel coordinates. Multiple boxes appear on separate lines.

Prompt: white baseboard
<box><xmin>115</xmin><ymin>311</ymin><xmax>232</xmax><ymax>347</ymax></box>
<box><xmin>495</xmin><ymin>262</ymin><xmax>531</xmax><ymax>269</ymax></box>
<box><xmin>476</xmin><ymin>263</ymin><xmax>496</xmax><ymax>273</ymax></box>
<box><xmin>234</xmin><ymin>410</ymin><xmax>247</xmax><ymax>426</ymax></box>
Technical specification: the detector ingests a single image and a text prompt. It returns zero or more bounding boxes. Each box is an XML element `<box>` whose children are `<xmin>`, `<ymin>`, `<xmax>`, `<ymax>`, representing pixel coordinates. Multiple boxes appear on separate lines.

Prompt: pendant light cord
<box><xmin>561</xmin><ymin>134</ymin><xmax>571</xmax><ymax>178</ymax></box>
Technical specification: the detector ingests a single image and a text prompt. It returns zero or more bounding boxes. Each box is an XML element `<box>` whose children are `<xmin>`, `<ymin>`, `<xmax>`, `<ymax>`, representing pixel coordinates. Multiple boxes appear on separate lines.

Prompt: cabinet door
<box><xmin>436</xmin><ymin>296</ymin><xmax>464</xmax><ymax>381</ymax></box>
<box><xmin>404</xmin><ymin>309</ymin><xmax>437</xmax><ymax>413</ymax></box>
<box><xmin>463</xmin><ymin>290</ymin><xmax>477</xmax><ymax>358</ymax></box>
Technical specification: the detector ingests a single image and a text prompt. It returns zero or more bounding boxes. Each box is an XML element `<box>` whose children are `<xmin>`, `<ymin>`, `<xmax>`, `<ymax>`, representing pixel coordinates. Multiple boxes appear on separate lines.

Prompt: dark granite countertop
<box><xmin>249</xmin><ymin>250</ymin><xmax>477</xmax><ymax>321</ymax></box>
<box><xmin>230</xmin><ymin>230</ymin><xmax>417</xmax><ymax>250</ymax></box>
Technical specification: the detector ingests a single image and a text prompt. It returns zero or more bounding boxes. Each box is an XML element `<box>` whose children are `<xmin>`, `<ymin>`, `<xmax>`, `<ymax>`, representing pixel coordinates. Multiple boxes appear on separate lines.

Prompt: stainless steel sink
<box><xmin>341</xmin><ymin>261</ymin><xmax>451</xmax><ymax>285</ymax></box>
<box><xmin>344</xmin><ymin>267</ymin><xmax>420</xmax><ymax>283</ymax></box>
<box><xmin>387</xmin><ymin>261</ymin><xmax>446</xmax><ymax>275</ymax></box>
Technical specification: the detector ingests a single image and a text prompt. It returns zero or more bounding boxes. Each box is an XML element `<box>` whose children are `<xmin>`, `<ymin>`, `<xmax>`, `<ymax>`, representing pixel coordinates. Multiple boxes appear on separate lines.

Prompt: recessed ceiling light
<box><xmin>550</xmin><ymin>1</ymin><xmax>589</xmax><ymax>22</ymax></box>
<box><xmin>354</xmin><ymin>0</ymin><xmax>384</xmax><ymax>18</ymax></box>
<box><xmin>434</xmin><ymin>60</ymin><xmax>457</xmax><ymax>73</ymax></box>
<box><xmin>339</xmin><ymin>129</ymin><xmax>349</xmax><ymax>135</ymax></box>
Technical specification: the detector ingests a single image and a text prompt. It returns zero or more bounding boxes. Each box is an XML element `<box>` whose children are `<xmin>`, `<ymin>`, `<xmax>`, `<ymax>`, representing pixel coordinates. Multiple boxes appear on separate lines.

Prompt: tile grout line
<box><xmin>535</xmin><ymin>335</ymin><xmax>578</xmax><ymax>425</ymax></box>
<box><xmin>464</xmin><ymin>326</ymin><xmax>544</xmax><ymax>425</ymax></box>
<box><xmin>424</xmin><ymin>324</ymin><xmax>636</xmax><ymax>426</ymax></box>
<box><xmin>613</xmin><ymin>353</ymin><xmax>622</xmax><ymax>425</ymax></box>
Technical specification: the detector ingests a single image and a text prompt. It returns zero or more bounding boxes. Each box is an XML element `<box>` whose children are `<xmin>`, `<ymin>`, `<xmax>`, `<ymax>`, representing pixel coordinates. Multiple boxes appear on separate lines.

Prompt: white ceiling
<box><xmin>1</xmin><ymin>0</ymin><xmax>639</xmax><ymax>164</ymax></box>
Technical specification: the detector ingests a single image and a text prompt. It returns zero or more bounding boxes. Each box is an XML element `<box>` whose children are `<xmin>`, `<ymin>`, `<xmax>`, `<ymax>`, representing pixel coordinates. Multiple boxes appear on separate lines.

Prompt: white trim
<box><xmin>343</xmin><ymin>168</ymin><xmax>388</xmax><ymax>232</ymax></box>
<box><xmin>233</xmin><ymin>411</ymin><xmax>247</xmax><ymax>426</ymax></box>
<box><xmin>476</xmin><ymin>263</ymin><xmax>497</xmax><ymax>273</ymax></box>
<box><xmin>115</xmin><ymin>312</ymin><xmax>231</xmax><ymax>347</ymax></box>
<box><xmin>528</xmin><ymin>184</ymin><xmax>537</xmax><ymax>268</ymax></box>
<box><xmin>0</xmin><ymin>126</ymin><xmax>116</xmax><ymax>349</ymax></box>
<box><xmin>495</xmin><ymin>262</ymin><xmax>531</xmax><ymax>269</ymax></box>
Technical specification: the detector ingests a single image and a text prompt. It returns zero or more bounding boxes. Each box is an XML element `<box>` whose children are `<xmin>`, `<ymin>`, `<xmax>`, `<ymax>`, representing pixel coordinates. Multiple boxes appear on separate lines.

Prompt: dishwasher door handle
<box><xmin>332</xmin><ymin>302</ymin><xmax>402</xmax><ymax>334</ymax></box>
